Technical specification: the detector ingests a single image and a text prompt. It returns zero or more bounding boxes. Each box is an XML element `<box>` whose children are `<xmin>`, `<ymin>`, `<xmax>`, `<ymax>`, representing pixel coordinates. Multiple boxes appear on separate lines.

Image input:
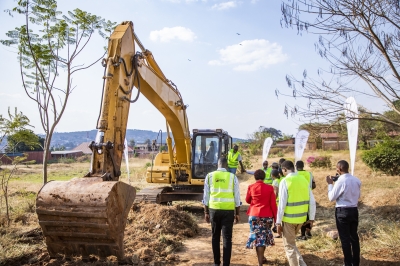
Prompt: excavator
<box><xmin>36</xmin><ymin>21</ymin><xmax>233</xmax><ymax>260</ymax></box>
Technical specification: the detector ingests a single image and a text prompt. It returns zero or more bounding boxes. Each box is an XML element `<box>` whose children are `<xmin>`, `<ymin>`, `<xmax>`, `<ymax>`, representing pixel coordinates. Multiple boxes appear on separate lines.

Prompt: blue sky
<box><xmin>0</xmin><ymin>0</ymin><xmax>330</xmax><ymax>139</ymax></box>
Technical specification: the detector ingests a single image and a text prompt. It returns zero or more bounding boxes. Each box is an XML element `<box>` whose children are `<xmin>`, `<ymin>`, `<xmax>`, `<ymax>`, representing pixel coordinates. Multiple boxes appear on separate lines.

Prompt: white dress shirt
<box><xmin>328</xmin><ymin>173</ymin><xmax>361</xmax><ymax>208</ymax></box>
<box><xmin>202</xmin><ymin>168</ymin><xmax>242</xmax><ymax>207</ymax></box>
<box><xmin>276</xmin><ymin>172</ymin><xmax>316</xmax><ymax>224</ymax></box>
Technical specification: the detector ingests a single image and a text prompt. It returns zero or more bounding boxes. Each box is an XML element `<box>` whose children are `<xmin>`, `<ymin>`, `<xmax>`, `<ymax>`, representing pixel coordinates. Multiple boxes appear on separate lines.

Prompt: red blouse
<box><xmin>246</xmin><ymin>180</ymin><xmax>277</xmax><ymax>222</ymax></box>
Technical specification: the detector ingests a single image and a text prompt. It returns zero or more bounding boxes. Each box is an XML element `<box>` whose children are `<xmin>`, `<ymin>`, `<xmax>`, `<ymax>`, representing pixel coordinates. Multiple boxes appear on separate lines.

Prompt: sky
<box><xmin>0</xmin><ymin>0</ymin><xmax>333</xmax><ymax>139</ymax></box>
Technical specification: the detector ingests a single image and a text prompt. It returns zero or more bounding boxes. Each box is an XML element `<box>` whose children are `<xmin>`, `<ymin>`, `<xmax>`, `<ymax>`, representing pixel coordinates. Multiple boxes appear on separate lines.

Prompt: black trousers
<box><xmin>209</xmin><ymin>209</ymin><xmax>235</xmax><ymax>266</ymax></box>
<box><xmin>335</xmin><ymin>207</ymin><xmax>360</xmax><ymax>266</ymax></box>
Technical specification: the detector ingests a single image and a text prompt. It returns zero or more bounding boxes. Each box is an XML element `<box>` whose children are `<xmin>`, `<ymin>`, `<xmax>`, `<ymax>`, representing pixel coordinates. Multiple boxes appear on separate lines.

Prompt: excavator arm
<box><xmin>35</xmin><ymin>21</ymin><xmax>195</xmax><ymax>260</ymax></box>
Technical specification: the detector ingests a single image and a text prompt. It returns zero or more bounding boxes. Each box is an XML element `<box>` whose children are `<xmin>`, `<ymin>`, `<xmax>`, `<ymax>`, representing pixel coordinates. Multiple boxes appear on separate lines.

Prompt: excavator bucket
<box><xmin>36</xmin><ymin>177</ymin><xmax>135</xmax><ymax>259</ymax></box>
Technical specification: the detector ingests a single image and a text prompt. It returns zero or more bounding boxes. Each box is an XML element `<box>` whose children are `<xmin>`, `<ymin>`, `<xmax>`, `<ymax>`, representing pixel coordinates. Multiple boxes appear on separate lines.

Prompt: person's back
<box><xmin>246</xmin><ymin>181</ymin><xmax>276</xmax><ymax>217</ymax></box>
<box><xmin>329</xmin><ymin>173</ymin><xmax>361</xmax><ymax>207</ymax></box>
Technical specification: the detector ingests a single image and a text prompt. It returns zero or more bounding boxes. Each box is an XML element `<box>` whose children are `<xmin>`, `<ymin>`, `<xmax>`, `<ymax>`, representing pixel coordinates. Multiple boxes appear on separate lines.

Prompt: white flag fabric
<box><xmin>344</xmin><ymin>97</ymin><xmax>359</xmax><ymax>175</ymax></box>
<box><xmin>262</xmin><ymin>137</ymin><xmax>273</xmax><ymax>162</ymax></box>
<box><xmin>124</xmin><ymin>138</ymin><xmax>131</xmax><ymax>184</ymax></box>
<box><xmin>295</xmin><ymin>130</ymin><xmax>310</xmax><ymax>163</ymax></box>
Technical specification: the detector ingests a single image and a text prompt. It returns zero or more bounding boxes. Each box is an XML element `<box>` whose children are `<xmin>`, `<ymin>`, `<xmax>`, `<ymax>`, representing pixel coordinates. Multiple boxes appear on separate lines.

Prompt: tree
<box><xmin>0</xmin><ymin>108</ymin><xmax>36</xmax><ymax>226</ymax></box>
<box><xmin>247</xmin><ymin>127</ymin><xmax>273</xmax><ymax>155</ymax></box>
<box><xmin>1</xmin><ymin>0</ymin><xmax>116</xmax><ymax>183</ymax></box>
<box><xmin>280</xmin><ymin>0</ymin><xmax>400</xmax><ymax>128</ymax></box>
<box><xmin>5</xmin><ymin>129</ymin><xmax>43</xmax><ymax>152</ymax></box>
<box><xmin>259</xmin><ymin>127</ymin><xmax>283</xmax><ymax>141</ymax></box>
<box><xmin>129</xmin><ymin>138</ymin><xmax>136</xmax><ymax>148</ymax></box>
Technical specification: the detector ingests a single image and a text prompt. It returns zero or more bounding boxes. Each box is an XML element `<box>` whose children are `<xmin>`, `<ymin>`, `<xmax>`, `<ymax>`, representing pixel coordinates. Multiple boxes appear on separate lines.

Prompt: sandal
<box><xmin>275</xmin><ymin>235</ymin><xmax>281</xmax><ymax>238</ymax></box>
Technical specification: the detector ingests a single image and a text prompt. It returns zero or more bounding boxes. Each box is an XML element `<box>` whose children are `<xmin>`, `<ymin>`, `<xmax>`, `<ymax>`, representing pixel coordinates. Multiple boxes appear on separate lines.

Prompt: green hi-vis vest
<box><xmin>282</xmin><ymin>174</ymin><xmax>310</xmax><ymax>224</ymax></box>
<box><xmin>297</xmin><ymin>170</ymin><xmax>311</xmax><ymax>185</ymax></box>
<box><xmin>262</xmin><ymin>167</ymin><xmax>273</xmax><ymax>185</ymax></box>
<box><xmin>227</xmin><ymin>149</ymin><xmax>240</xmax><ymax>168</ymax></box>
<box><xmin>275</xmin><ymin>177</ymin><xmax>282</xmax><ymax>204</ymax></box>
<box><xmin>209</xmin><ymin>171</ymin><xmax>235</xmax><ymax>210</ymax></box>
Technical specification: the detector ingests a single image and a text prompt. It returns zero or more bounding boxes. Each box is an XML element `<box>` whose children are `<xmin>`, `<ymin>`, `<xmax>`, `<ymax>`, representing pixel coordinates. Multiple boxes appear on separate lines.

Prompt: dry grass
<box><xmin>274</xmin><ymin>149</ymin><xmax>400</xmax><ymax>264</ymax></box>
<box><xmin>0</xmin><ymin>152</ymin><xmax>399</xmax><ymax>265</ymax></box>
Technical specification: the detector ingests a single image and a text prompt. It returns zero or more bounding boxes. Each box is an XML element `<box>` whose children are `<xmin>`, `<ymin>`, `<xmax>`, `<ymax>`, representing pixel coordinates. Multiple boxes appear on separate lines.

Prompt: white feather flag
<box><xmin>295</xmin><ymin>130</ymin><xmax>310</xmax><ymax>163</ymax></box>
<box><xmin>344</xmin><ymin>97</ymin><xmax>359</xmax><ymax>175</ymax></box>
<box><xmin>262</xmin><ymin>137</ymin><xmax>273</xmax><ymax>162</ymax></box>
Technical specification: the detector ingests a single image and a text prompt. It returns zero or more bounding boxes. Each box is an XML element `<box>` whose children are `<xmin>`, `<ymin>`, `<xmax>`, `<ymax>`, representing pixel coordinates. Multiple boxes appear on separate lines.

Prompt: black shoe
<box><xmin>306</xmin><ymin>231</ymin><xmax>312</xmax><ymax>238</ymax></box>
<box><xmin>272</xmin><ymin>226</ymin><xmax>277</xmax><ymax>233</ymax></box>
<box><xmin>296</xmin><ymin>236</ymin><xmax>307</xmax><ymax>241</ymax></box>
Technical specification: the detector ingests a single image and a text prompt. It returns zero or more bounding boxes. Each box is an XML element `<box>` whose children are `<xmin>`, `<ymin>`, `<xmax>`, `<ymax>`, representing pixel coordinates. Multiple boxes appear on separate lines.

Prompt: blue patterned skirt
<box><xmin>246</xmin><ymin>216</ymin><xmax>275</xmax><ymax>248</ymax></box>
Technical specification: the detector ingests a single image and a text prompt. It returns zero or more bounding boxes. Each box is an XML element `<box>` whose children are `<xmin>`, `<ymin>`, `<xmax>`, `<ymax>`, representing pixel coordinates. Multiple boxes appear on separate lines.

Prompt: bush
<box><xmin>361</xmin><ymin>138</ymin><xmax>400</xmax><ymax>175</ymax></box>
<box><xmin>57</xmin><ymin>157</ymin><xmax>76</xmax><ymax>164</ymax></box>
<box><xmin>307</xmin><ymin>156</ymin><xmax>332</xmax><ymax>169</ymax></box>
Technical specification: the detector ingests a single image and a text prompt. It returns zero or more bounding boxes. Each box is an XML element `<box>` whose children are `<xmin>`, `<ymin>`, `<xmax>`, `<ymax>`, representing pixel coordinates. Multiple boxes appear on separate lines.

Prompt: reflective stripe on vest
<box><xmin>262</xmin><ymin>167</ymin><xmax>273</xmax><ymax>185</ymax></box>
<box><xmin>297</xmin><ymin>170</ymin><xmax>312</xmax><ymax>188</ymax></box>
<box><xmin>227</xmin><ymin>149</ymin><xmax>240</xmax><ymax>168</ymax></box>
<box><xmin>209</xmin><ymin>171</ymin><xmax>235</xmax><ymax>210</ymax></box>
<box><xmin>282</xmin><ymin>174</ymin><xmax>310</xmax><ymax>224</ymax></box>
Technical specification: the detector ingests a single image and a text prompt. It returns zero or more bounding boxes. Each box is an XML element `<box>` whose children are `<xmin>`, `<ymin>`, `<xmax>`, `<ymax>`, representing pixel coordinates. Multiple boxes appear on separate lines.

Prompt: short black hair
<box><xmin>254</xmin><ymin>169</ymin><xmax>266</xmax><ymax>180</ymax></box>
<box><xmin>271</xmin><ymin>162</ymin><xmax>279</xmax><ymax>169</ymax></box>
<box><xmin>279</xmin><ymin>158</ymin><xmax>286</xmax><ymax>164</ymax></box>
<box><xmin>337</xmin><ymin>160</ymin><xmax>349</xmax><ymax>172</ymax></box>
<box><xmin>270</xmin><ymin>169</ymin><xmax>280</xmax><ymax>178</ymax></box>
<box><xmin>281</xmin><ymin>160</ymin><xmax>295</xmax><ymax>171</ymax></box>
<box><xmin>296</xmin><ymin>160</ymin><xmax>304</xmax><ymax>168</ymax></box>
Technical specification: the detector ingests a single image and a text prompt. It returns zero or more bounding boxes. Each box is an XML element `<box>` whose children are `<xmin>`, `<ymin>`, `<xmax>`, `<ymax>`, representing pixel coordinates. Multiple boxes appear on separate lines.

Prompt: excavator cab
<box><xmin>192</xmin><ymin>129</ymin><xmax>232</xmax><ymax>179</ymax></box>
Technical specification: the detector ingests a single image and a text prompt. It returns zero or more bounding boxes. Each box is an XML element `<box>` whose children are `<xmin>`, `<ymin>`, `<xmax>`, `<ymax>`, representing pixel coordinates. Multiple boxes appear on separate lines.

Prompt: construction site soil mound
<box><xmin>125</xmin><ymin>203</ymin><xmax>199</xmax><ymax>262</ymax></box>
<box><xmin>1</xmin><ymin>203</ymin><xmax>198</xmax><ymax>266</ymax></box>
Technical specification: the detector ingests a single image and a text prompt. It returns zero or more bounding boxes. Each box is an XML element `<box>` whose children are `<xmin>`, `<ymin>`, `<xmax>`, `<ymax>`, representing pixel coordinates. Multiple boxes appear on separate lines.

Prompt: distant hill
<box><xmin>38</xmin><ymin>129</ymin><xmax>247</xmax><ymax>150</ymax></box>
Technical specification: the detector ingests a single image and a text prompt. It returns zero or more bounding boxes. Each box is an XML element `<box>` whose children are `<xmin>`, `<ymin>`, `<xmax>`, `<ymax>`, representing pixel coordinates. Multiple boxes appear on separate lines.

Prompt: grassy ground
<box><xmin>0</xmin><ymin>150</ymin><xmax>399</xmax><ymax>265</ymax></box>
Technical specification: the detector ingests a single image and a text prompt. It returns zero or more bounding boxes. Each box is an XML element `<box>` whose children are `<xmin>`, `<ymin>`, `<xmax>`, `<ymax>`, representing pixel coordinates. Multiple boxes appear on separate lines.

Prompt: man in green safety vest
<box><xmin>227</xmin><ymin>144</ymin><xmax>245</xmax><ymax>174</ymax></box>
<box><xmin>203</xmin><ymin>157</ymin><xmax>241</xmax><ymax>266</ymax></box>
<box><xmin>261</xmin><ymin>160</ymin><xmax>273</xmax><ymax>185</ymax></box>
<box><xmin>275</xmin><ymin>161</ymin><xmax>316</xmax><ymax>266</ymax></box>
<box><xmin>296</xmin><ymin>160</ymin><xmax>316</xmax><ymax>240</ymax></box>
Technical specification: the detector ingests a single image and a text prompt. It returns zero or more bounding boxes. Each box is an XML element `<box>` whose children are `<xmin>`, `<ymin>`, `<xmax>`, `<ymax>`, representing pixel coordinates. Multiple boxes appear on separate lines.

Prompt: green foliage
<box><xmin>0</xmin><ymin>107</ymin><xmax>32</xmax><ymax>144</ymax></box>
<box><xmin>361</xmin><ymin>138</ymin><xmax>400</xmax><ymax>175</ymax></box>
<box><xmin>247</xmin><ymin>128</ymin><xmax>272</xmax><ymax>155</ymax></box>
<box><xmin>1</xmin><ymin>0</ymin><xmax>116</xmax><ymax>184</ymax></box>
<box><xmin>307</xmin><ymin>156</ymin><xmax>332</xmax><ymax>169</ymax></box>
<box><xmin>145</xmin><ymin>162</ymin><xmax>152</xmax><ymax>168</ymax></box>
<box><xmin>5</xmin><ymin>129</ymin><xmax>42</xmax><ymax>152</ymax></box>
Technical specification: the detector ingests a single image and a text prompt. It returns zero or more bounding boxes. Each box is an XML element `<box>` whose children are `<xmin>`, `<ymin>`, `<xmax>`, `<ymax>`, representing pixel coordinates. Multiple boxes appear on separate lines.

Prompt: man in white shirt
<box><xmin>276</xmin><ymin>160</ymin><xmax>316</xmax><ymax>266</ymax></box>
<box><xmin>326</xmin><ymin>160</ymin><xmax>361</xmax><ymax>266</ymax></box>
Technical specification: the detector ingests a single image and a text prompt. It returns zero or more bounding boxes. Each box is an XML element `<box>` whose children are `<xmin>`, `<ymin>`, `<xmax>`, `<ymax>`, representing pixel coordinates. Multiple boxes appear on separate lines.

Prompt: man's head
<box><xmin>337</xmin><ymin>160</ymin><xmax>349</xmax><ymax>175</ymax></box>
<box><xmin>254</xmin><ymin>169</ymin><xmax>266</xmax><ymax>181</ymax></box>
<box><xmin>233</xmin><ymin>144</ymin><xmax>239</xmax><ymax>153</ymax></box>
<box><xmin>262</xmin><ymin>160</ymin><xmax>268</xmax><ymax>168</ymax></box>
<box><xmin>279</xmin><ymin>158</ymin><xmax>286</xmax><ymax>166</ymax></box>
<box><xmin>281</xmin><ymin>160</ymin><xmax>295</xmax><ymax>175</ymax></box>
<box><xmin>218</xmin><ymin>157</ymin><xmax>228</xmax><ymax>169</ymax></box>
<box><xmin>270</xmin><ymin>169</ymin><xmax>280</xmax><ymax>178</ymax></box>
<box><xmin>271</xmin><ymin>162</ymin><xmax>279</xmax><ymax>170</ymax></box>
<box><xmin>296</xmin><ymin>160</ymin><xmax>305</xmax><ymax>170</ymax></box>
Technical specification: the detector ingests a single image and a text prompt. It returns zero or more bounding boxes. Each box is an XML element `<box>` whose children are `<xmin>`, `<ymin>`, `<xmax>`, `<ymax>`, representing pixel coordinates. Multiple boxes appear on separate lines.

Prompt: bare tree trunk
<box><xmin>42</xmin><ymin>137</ymin><xmax>52</xmax><ymax>184</ymax></box>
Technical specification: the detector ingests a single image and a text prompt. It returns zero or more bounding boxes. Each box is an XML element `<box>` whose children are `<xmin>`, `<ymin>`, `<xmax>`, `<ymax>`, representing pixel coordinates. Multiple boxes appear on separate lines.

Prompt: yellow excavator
<box><xmin>36</xmin><ymin>21</ymin><xmax>233</xmax><ymax>259</ymax></box>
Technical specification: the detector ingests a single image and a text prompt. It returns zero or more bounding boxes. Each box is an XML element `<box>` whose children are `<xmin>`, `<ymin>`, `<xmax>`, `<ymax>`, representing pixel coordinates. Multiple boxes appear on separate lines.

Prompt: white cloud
<box><xmin>212</xmin><ymin>1</ymin><xmax>237</xmax><ymax>10</ymax></box>
<box><xmin>208</xmin><ymin>39</ymin><xmax>288</xmax><ymax>71</ymax></box>
<box><xmin>149</xmin><ymin>27</ymin><xmax>197</xmax><ymax>43</ymax></box>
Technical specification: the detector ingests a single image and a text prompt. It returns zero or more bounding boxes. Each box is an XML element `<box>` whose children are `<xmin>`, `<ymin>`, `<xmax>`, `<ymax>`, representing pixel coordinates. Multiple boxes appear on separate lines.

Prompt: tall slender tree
<box><xmin>1</xmin><ymin>0</ymin><xmax>116</xmax><ymax>183</ymax></box>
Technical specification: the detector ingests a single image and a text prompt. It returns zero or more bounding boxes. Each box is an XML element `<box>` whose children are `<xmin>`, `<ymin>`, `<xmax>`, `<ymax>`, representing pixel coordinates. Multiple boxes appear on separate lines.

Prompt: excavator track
<box><xmin>36</xmin><ymin>177</ymin><xmax>135</xmax><ymax>259</ymax></box>
<box><xmin>135</xmin><ymin>186</ymin><xmax>203</xmax><ymax>204</ymax></box>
